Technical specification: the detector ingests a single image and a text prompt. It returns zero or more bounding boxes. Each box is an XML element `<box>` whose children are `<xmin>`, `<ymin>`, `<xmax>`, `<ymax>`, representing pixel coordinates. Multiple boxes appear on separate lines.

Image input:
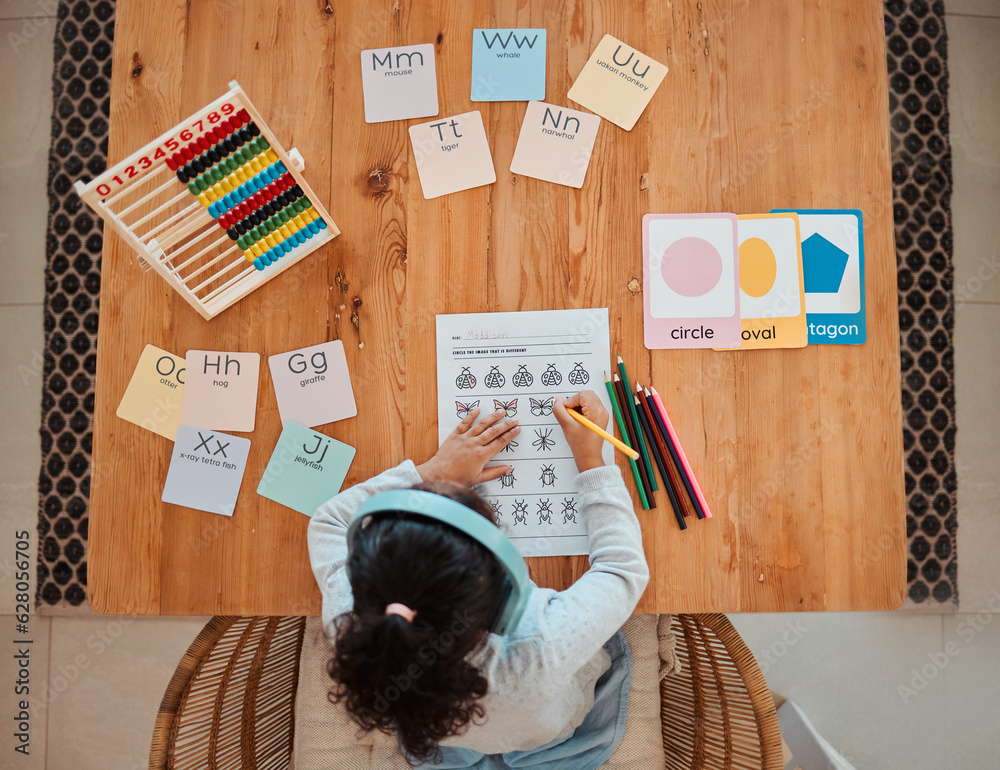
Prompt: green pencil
<box><xmin>605</xmin><ymin>371</ymin><xmax>650</xmax><ymax>510</ymax></box>
<box><xmin>616</xmin><ymin>353</ymin><xmax>657</xmax><ymax>492</ymax></box>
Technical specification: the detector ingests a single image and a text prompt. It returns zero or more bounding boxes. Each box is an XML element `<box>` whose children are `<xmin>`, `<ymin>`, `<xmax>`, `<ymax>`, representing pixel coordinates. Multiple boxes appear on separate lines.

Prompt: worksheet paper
<box><xmin>436</xmin><ymin>309</ymin><xmax>614</xmax><ymax>557</ymax></box>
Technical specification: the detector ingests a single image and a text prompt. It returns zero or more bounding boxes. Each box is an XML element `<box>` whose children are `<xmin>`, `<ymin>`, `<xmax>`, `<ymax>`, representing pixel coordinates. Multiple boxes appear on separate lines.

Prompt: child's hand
<box><xmin>417</xmin><ymin>408</ymin><xmax>520</xmax><ymax>486</ymax></box>
<box><xmin>554</xmin><ymin>391</ymin><xmax>608</xmax><ymax>473</ymax></box>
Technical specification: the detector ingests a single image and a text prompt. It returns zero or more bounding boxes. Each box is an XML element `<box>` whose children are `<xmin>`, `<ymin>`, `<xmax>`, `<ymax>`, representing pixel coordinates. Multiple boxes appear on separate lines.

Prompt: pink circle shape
<box><xmin>660</xmin><ymin>237</ymin><xmax>724</xmax><ymax>297</ymax></box>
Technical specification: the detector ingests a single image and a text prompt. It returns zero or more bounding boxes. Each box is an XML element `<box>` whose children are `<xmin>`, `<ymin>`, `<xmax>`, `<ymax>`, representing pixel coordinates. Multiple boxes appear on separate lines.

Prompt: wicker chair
<box><xmin>150</xmin><ymin>614</ymin><xmax>782</xmax><ymax>769</ymax></box>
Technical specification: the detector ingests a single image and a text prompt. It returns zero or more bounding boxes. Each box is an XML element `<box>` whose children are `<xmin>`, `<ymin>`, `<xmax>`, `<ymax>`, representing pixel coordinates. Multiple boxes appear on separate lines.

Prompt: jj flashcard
<box><xmin>510</xmin><ymin>101</ymin><xmax>601</xmax><ymax>188</ymax></box>
<box><xmin>361</xmin><ymin>43</ymin><xmax>439</xmax><ymax>123</ymax></box>
<box><xmin>471</xmin><ymin>28</ymin><xmax>546</xmax><ymax>101</ymax></box>
<box><xmin>162</xmin><ymin>425</ymin><xmax>251</xmax><ymax>516</ymax></box>
<box><xmin>180</xmin><ymin>350</ymin><xmax>261</xmax><ymax>432</ymax></box>
<box><xmin>257</xmin><ymin>422</ymin><xmax>356</xmax><ymax>516</ymax></box>
<box><xmin>567</xmin><ymin>34</ymin><xmax>668</xmax><ymax>130</ymax></box>
<box><xmin>268</xmin><ymin>340</ymin><xmax>357</xmax><ymax>428</ymax></box>
<box><xmin>116</xmin><ymin>344</ymin><xmax>185</xmax><ymax>440</ymax></box>
<box><xmin>409</xmin><ymin>111</ymin><xmax>497</xmax><ymax>198</ymax></box>
<box><xmin>642</xmin><ymin>213</ymin><xmax>742</xmax><ymax>349</ymax></box>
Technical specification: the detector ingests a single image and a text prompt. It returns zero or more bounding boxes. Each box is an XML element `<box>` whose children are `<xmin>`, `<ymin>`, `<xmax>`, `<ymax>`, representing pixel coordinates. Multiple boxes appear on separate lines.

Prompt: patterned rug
<box><xmin>35</xmin><ymin>0</ymin><xmax>958</xmax><ymax>611</ymax></box>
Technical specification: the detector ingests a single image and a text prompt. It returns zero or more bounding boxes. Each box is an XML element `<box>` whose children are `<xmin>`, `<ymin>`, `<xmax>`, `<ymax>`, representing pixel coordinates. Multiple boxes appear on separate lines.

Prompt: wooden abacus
<box><xmin>74</xmin><ymin>80</ymin><xmax>339</xmax><ymax>321</ymax></box>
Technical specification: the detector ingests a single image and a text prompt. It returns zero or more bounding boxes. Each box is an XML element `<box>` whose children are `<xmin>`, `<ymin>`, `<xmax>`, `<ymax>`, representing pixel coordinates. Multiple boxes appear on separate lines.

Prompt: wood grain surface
<box><xmin>89</xmin><ymin>0</ymin><xmax>905</xmax><ymax>615</ymax></box>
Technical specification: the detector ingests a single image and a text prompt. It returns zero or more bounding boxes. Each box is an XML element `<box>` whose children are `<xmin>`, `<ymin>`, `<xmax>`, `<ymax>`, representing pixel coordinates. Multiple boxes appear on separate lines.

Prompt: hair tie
<box><xmin>385</xmin><ymin>603</ymin><xmax>417</xmax><ymax>623</ymax></box>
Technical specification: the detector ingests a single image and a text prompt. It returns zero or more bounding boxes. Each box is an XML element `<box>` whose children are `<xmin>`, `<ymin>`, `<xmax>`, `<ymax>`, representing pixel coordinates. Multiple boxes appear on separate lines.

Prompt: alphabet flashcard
<box><xmin>408</xmin><ymin>111</ymin><xmax>497</xmax><ymax>198</ymax></box>
<box><xmin>361</xmin><ymin>43</ymin><xmax>439</xmax><ymax>123</ymax></box>
<box><xmin>471</xmin><ymin>28</ymin><xmax>546</xmax><ymax>101</ymax></box>
<box><xmin>162</xmin><ymin>425</ymin><xmax>251</xmax><ymax>516</ymax></box>
<box><xmin>268</xmin><ymin>340</ymin><xmax>357</xmax><ymax>428</ymax></box>
<box><xmin>510</xmin><ymin>101</ymin><xmax>601</xmax><ymax>188</ymax></box>
<box><xmin>116</xmin><ymin>344</ymin><xmax>185</xmax><ymax>440</ymax></box>
<box><xmin>567</xmin><ymin>34</ymin><xmax>668</xmax><ymax>130</ymax></box>
<box><xmin>180</xmin><ymin>351</ymin><xmax>261</xmax><ymax>432</ymax></box>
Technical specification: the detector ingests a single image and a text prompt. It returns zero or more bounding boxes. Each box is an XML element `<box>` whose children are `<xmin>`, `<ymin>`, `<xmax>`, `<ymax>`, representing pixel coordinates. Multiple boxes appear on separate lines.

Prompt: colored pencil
<box><xmin>613</xmin><ymin>372</ymin><xmax>655</xmax><ymax>505</ymax></box>
<box><xmin>650</xmin><ymin>386</ymin><xmax>712</xmax><ymax>519</ymax></box>
<box><xmin>634</xmin><ymin>392</ymin><xmax>686</xmax><ymax>530</ymax></box>
<box><xmin>637</xmin><ymin>383</ymin><xmax>694</xmax><ymax>519</ymax></box>
<box><xmin>566</xmin><ymin>406</ymin><xmax>640</xmax><ymax>461</ymax></box>
<box><xmin>616</xmin><ymin>354</ymin><xmax>657</xmax><ymax>491</ymax></box>
<box><xmin>604</xmin><ymin>372</ymin><xmax>651</xmax><ymax>510</ymax></box>
<box><xmin>643</xmin><ymin>385</ymin><xmax>702</xmax><ymax>519</ymax></box>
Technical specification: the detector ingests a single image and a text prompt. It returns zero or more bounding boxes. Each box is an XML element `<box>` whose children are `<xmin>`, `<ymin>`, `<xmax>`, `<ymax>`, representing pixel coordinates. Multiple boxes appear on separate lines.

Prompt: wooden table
<box><xmin>89</xmin><ymin>0</ymin><xmax>905</xmax><ymax>615</ymax></box>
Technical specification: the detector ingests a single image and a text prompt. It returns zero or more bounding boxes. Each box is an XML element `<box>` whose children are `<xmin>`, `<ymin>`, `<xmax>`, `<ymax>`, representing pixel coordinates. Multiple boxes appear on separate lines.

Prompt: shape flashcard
<box><xmin>471</xmin><ymin>28</ymin><xmax>546</xmax><ymax>101</ymax></box>
<box><xmin>180</xmin><ymin>351</ymin><xmax>261</xmax><ymax>432</ymax></box>
<box><xmin>510</xmin><ymin>101</ymin><xmax>601</xmax><ymax>188</ymax></box>
<box><xmin>716</xmin><ymin>214</ymin><xmax>808</xmax><ymax>350</ymax></box>
<box><xmin>409</xmin><ymin>111</ymin><xmax>497</xmax><ymax>198</ymax></box>
<box><xmin>642</xmin><ymin>213</ymin><xmax>741</xmax><ymax>349</ymax></box>
<box><xmin>361</xmin><ymin>43</ymin><xmax>439</xmax><ymax>123</ymax></box>
<box><xmin>268</xmin><ymin>340</ymin><xmax>357</xmax><ymax>428</ymax></box>
<box><xmin>567</xmin><ymin>34</ymin><xmax>668</xmax><ymax>130</ymax></box>
<box><xmin>257</xmin><ymin>422</ymin><xmax>356</xmax><ymax>516</ymax></box>
<box><xmin>162</xmin><ymin>425</ymin><xmax>251</xmax><ymax>516</ymax></box>
<box><xmin>772</xmin><ymin>209</ymin><xmax>866</xmax><ymax>344</ymax></box>
<box><xmin>116</xmin><ymin>344</ymin><xmax>185</xmax><ymax>440</ymax></box>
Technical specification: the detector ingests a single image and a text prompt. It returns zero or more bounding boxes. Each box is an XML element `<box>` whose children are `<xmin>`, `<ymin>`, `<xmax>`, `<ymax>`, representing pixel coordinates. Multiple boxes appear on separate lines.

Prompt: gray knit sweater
<box><xmin>307</xmin><ymin>460</ymin><xmax>649</xmax><ymax>754</ymax></box>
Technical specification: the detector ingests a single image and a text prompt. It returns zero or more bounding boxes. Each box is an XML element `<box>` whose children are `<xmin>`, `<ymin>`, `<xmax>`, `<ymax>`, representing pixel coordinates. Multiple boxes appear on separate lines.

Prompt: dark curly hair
<box><xmin>327</xmin><ymin>480</ymin><xmax>507</xmax><ymax>764</ymax></box>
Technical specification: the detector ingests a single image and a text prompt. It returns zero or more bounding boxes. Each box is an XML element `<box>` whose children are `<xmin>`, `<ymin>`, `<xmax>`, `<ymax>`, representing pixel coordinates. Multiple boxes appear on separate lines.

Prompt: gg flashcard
<box><xmin>772</xmin><ymin>209</ymin><xmax>866</xmax><ymax>345</ymax></box>
<box><xmin>116</xmin><ymin>344</ymin><xmax>185</xmax><ymax>440</ymax></box>
<box><xmin>180</xmin><ymin>351</ymin><xmax>260</xmax><ymax>432</ymax></box>
<box><xmin>642</xmin><ymin>213</ymin><xmax>741</xmax><ymax>349</ymax></box>
<box><xmin>409</xmin><ymin>111</ymin><xmax>496</xmax><ymax>198</ymax></box>
<box><xmin>162</xmin><ymin>425</ymin><xmax>251</xmax><ymax>516</ymax></box>
<box><xmin>471</xmin><ymin>28</ymin><xmax>546</xmax><ymax>101</ymax></box>
<box><xmin>510</xmin><ymin>101</ymin><xmax>601</xmax><ymax>188</ymax></box>
<box><xmin>268</xmin><ymin>340</ymin><xmax>357</xmax><ymax>428</ymax></box>
<box><xmin>361</xmin><ymin>43</ymin><xmax>439</xmax><ymax>123</ymax></box>
<box><xmin>257</xmin><ymin>422</ymin><xmax>356</xmax><ymax>516</ymax></box>
<box><xmin>567</xmin><ymin>34</ymin><xmax>668</xmax><ymax>130</ymax></box>
<box><xmin>716</xmin><ymin>214</ymin><xmax>808</xmax><ymax>350</ymax></box>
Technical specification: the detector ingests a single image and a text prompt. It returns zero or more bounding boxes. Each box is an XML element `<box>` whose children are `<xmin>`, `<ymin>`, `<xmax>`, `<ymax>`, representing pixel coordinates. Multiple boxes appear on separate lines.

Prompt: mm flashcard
<box><xmin>642</xmin><ymin>213</ymin><xmax>741</xmax><ymax>349</ymax></box>
<box><xmin>180</xmin><ymin>351</ymin><xmax>261</xmax><ymax>432</ymax></box>
<box><xmin>269</xmin><ymin>340</ymin><xmax>357</xmax><ymax>428</ymax></box>
<box><xmin>162</xmin><ymin>425</ymin><xmax>251</xmax><ymax>516</ymax></box>
<box><xmin>567</xmin><ymin>34</ymin><xmax>668</xmax><ymax>130</ymax></box>
<box><xmin>116</xmin><ymin>344</ymin><xmax>185</xmax><ymax>440</ymax></box>
<box><xmin>471</xmin><ymin>28</ymin><xmax>546</xmax><ymax>101</ymax></box>
<box><xmin>510</xmin><ymin>101</ymin><xmax>601</xmax><ymax>188</ymax></box>
<box><xmin>409</xmin><ymin>111</ymin><xmax>497</xmax><ymax>198</ymax></box>
<box><xmin>361</xmin><ymin>43</ymin><xmax>439</xmax><ymax>123</ymax></box>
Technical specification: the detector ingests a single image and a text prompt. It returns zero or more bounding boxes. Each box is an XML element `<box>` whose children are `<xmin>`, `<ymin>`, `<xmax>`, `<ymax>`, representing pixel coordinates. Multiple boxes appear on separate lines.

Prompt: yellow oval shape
<box><xmin>739</xmin><ymin>237</ymin><xmax>778</xmax><ymax>298</ymax></box>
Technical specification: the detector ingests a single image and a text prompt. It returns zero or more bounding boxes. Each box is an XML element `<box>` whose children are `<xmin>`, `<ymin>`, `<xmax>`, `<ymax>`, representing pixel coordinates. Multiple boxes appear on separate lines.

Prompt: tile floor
<box><xmin>0</xmin><ymin>3</ymin><xmax>997</xmax><ymax>768</ymax></box>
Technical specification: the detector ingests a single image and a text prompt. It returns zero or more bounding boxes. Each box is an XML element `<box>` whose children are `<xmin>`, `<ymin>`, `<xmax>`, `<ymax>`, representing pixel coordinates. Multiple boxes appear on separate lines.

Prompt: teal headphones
<box><xmin>346</xmin><ymin>489</ymin><xmax>532</xmax><ymax>636</ymax></box>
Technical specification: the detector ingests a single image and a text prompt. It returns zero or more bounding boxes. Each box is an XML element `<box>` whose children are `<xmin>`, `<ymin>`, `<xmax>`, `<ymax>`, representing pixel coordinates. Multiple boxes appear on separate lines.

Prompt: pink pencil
<box><xmin>650</xmin><ymin>386</ymin><xmax>712</xmax><ymax>519</ymax></box>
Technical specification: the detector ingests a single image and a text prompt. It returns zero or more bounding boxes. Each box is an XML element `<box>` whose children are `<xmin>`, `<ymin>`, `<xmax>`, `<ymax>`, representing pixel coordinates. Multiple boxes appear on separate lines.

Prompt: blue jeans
<box><xmin>411</xmin><ymin>629</ymin><xmax>633</xmax><ymax>770</ymax></box>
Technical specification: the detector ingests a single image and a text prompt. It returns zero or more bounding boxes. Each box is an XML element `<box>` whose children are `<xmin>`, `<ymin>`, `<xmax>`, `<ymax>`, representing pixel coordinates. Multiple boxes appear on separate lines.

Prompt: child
<box><xmin>308</xmin><ymin>390</ymin><xmax>649</xmax><ymax>769</ymax></box>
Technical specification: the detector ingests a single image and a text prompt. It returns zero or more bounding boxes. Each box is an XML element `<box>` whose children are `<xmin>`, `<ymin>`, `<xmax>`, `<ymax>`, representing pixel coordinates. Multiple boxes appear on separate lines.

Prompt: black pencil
<box><xmin>613</xmin><ymin>373</ymin><xmax>655</xmax><ymax>507</ymax></box>
<box><xmin>645</xmin><ymin>386</ymin><xmax>706</xmax><ymax>519</ymax></box>
<box><xmin>634</xmin><ymin>392</ymin><xmax>686</xmax><ymax>530</ymax></box>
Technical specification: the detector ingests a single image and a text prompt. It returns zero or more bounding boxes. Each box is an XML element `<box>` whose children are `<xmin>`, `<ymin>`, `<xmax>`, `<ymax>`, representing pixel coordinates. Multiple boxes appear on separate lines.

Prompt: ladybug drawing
<box><xmin>456</xmin><ymin>367</ymin><xmax>477</xmax><ymax>389</ymax></box>
<box><xmin>484</xmin><ymin>365</ymin><xmax>506</xmax><ymax>388</ymax></box>
<box><xmin>568</xmin><ymin>362</ymin><xmax>589</xmax><ymax>386</ymax></box>
<box><xmin>537</xmin><ymin>498</ymin><xmax>553</xmax><ymax>525</ymax></box>
<box><xmin>489</xmin><ymin>499</ymin><xmax>503</xmax><ymax>523</ymax></box>
<box><xmin>455</xmin><ymin>400</ymin><xmax>480</xmax><ymax>419</ymax></box>
<box><xmin>539</xmin><ymin>464</ymin><xmax>557</xmax><ymax>487</ymax></box>
<box><xmin>540</xmin><ymin>364</ymin><xmax>562</xmax><ymax>387</ymax></box>
<box><xmin>494</xmin><ymin>398</ymin><xmax>517</xmax><ymax>418</ymax></box>
<box><xmin>561</xmin><ymin>498</ymin><xmax>578</xmax><ymax>524</ymax></box>
<box><xmin>512</xmin><ymin>500</ymin><xmax>529</xmax><ymax>526</ymax></box>
<box><xmin>500</xmin><ymin>469</ymin><xmax>516</xmax><ymax>489</ymax></box>
<box><xmin>512</xmin><ymin>364</ymin><xmax>533</xmax><ymax>388</ymax></box>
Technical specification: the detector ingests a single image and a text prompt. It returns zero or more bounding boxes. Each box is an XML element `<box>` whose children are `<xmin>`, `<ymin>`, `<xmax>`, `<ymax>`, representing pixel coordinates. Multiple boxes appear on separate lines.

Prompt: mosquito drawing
<box><xmin>532</xmin><ymin>428</ymin><xmax>556</xmax><ymax>452</ymax></box>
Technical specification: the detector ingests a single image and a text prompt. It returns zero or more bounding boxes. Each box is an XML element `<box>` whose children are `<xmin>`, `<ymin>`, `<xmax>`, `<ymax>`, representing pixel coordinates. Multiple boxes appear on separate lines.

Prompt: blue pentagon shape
<box><xmin>801</xmin><ymin>233</ymin><xmax>850</xmax><ymax>293</ymax></box>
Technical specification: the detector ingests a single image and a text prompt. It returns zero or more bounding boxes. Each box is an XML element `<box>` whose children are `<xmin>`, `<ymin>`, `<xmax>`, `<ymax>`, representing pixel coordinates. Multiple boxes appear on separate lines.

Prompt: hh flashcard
<box><xmin>269</xmin><ymin>340</ymin><xmax>357</xmax><ymax>428</ymax></box>
<box><xmin>471</xmin><ymin>28</ymin><xmax>546</xmax><ymax>101</ymax></box>
<box><xmin>257</xmin><ymin>422</ymin><xmax>356</xmax><ymax>516</ymax></box>
<box><xmin>162</xmin><ymin>425</ymin><xmax>251</xmax><ymax>516</ymax></box>
<box><xmin>567</xmin><ymin>34</ymin><xmax>668</xmax><ymax>130</ymax></box>
<box><xmin>510</xmin><ymin>102</ymin><xmax>601</xmax><ymax>188</ymax></box>
<box><xmin>717</xmin><ymin>214</ymin><xmax>808</xmax><ymax>350</ymax></box>
<box><xmin>180</xmin><ymin>351</ymin><xmax>261</xmax><ymax>432</ymax></box>
<box><xmin>642</xmin><ymin>213</ymin><xmax>741</xmax><ymax>349</ymax></box>
<box><xmin>116</xmin><ymin>344</ymin><xmax>185</xmax><ymax>440</ymax></box>
<box><xmin>772</xmin><ymin>209</ymin><xmax>866</xmax><ymax>345</ymax></box>
<box><xmin>409</xmin><ymin>111</ymin><xmax>496</xmax><ymax>199</ymax></box>
<box><xmin>361</xmin><ymin>44</ymin><xmax>439</xmax><ymax>123</ymax></box>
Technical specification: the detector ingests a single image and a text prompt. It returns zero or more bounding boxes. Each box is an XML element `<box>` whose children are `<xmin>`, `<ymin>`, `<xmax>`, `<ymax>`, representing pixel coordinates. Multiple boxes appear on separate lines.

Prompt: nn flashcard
<box><xmin>361</xmin><ymin>43</ymin><xmax>439</xmax><ymax>123</ymax></box>
<box><xmin>269</xmin><ymin>340</ymin><xmax>357</xmax><ymax>428</ymax></box>
<box><xmin>471</xmin><ymin>28</ymin><xmax>546</xmax><ymax>101</ymax></box>
<box><xmin>642</xmin><ymin>213</ymin><xmax>741</xmax><ymax>349</ymax></box>
<box><xmin>162</xmin><ymin>425</ymin><xmax>251</xmax><ymax>516</ymax></box>
<box><xmin>180</xmin><ymin>351</ymin><xmax>261</xmax><ymax>432</ymax></box>
<box><xmin>409</xmin><ymin>111</ymin><xmax>496</xmax><ymax>199</ymax></box>
<box><xmin>510</xmin><ymin>101</ymin><xmax>601</xmax><ymax>188</ymax></box>
<box><xmin>116</xmin><ymin>344</ymin><xmax>185</xmax><ymax>440</ymax></box>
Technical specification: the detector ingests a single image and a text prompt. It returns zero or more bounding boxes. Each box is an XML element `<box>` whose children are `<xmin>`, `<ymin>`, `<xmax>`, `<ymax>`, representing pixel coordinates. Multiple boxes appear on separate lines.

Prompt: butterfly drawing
<box><xmin>455</xmin><ymin>400</ymin><xmax>480</xmax><ymax>419</ymax></box>
<box><xmin>494</xmin><ymin>398</ymin><xmax>518</xmax><ymax>418</ymax></box>
<box><xmin>530</xmin><ymin>397</ymin><xmax>554</xmax><ymax>417</ymax></box>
